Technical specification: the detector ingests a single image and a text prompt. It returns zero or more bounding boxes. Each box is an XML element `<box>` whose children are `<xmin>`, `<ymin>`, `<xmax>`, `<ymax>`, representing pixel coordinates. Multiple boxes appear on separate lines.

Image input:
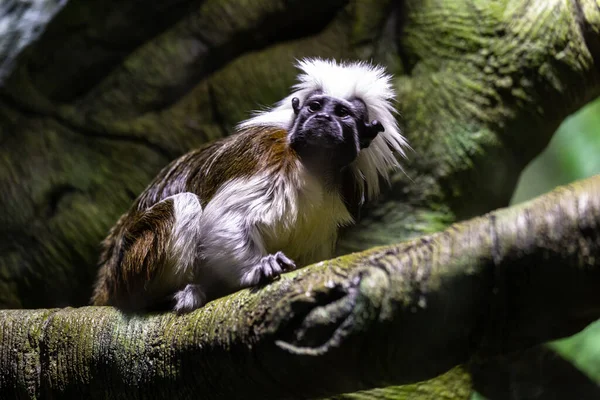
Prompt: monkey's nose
<box><xmin>316</xmin><ymin>112</ymin><xmax>331</xmax><ymax>120</ymax></box>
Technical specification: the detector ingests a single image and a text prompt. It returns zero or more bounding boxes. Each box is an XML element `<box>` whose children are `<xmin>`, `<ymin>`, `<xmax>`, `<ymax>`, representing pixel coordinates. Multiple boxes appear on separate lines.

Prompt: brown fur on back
<box><xmin>91</xmin><ymin>127</ymin><xmax>296</xmax><ymax>308</ymax></box>
<box><xmin>91</xmin><ymin>199</ymin><xmax>176</xmax><ymax>310</ymax></box>
<box><xmin>137</xmin><ymin>126</ymin><xmax>294</xmax><ymax>210</ymax></box>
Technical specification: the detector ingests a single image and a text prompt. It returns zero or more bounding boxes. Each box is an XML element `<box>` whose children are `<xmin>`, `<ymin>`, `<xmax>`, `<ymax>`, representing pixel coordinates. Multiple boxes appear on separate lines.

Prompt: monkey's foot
<box><xmin>243</xmin><ymin>251</ymin><xmax>296</xmax><ymax>286</ymax></box>
<box><xmin>173</xmin><ymin>284</ymin><xmax>207</xmax><ymax>314</ymax></box>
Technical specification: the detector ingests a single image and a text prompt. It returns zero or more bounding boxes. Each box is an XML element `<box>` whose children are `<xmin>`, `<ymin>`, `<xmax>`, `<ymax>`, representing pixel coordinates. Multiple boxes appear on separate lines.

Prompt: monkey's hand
<box><xmin>242</xmin><ymin>251</ymin><xmax>296</xmax><ymax>286</ymax></box>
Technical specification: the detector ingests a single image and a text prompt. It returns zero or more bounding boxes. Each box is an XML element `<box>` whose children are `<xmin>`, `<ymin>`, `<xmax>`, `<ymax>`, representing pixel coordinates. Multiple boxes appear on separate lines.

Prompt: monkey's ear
<box><xmin>359</xmin><ymin>119</ymin><xmax>385</xmax><ymax>149</ymax></box>
<box><xmin>292</xmin><ymin>97</ymin><xmax>301</xmax><ymax>115</ymax></box>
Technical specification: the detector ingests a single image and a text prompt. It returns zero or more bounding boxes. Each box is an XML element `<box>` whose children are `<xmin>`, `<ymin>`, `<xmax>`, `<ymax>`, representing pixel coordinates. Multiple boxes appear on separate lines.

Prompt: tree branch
<box><xmin>1</xmin><ymin>175</ymin><xmax>599</xmax><ymax>399</ymax></box>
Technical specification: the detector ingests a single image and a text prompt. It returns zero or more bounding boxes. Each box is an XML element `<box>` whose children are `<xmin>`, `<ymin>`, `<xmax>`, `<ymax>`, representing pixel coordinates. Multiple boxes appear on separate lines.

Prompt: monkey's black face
<box><xmin>289</xmin><ymin>93</ymin><xmax>384</xmax><ymax>178</ymax></box>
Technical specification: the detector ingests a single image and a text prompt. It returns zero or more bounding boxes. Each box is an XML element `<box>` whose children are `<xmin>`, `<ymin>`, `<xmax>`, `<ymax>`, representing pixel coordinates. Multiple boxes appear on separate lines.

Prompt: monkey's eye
<box><xmin>307</xmin><ymin>101</ymin><xmax>322</xmax><ymax>112</ymax></box>
<box><xmin>335</xmin><ymin>106</ymin><xmax>350</xmax><ymax>118</ymax></box>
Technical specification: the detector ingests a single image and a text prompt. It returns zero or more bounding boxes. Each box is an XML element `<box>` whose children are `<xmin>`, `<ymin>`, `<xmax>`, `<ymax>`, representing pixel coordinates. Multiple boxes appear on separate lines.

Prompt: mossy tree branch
<box><xmin>1</xmin><ymin>175</ymin><xmax>599</xmax><ymax>399</ymax></box>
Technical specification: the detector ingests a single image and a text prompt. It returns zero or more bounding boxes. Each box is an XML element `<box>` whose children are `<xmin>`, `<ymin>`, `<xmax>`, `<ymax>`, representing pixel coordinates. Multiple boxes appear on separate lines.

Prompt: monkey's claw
<box><xmin>245</xmin><ymin>251</ymin><xmax>296</xmax><ymax>286</ymax></box>
<box><xmin>273</xmin><ymin>251</ymin><xmax>296</xmax><ymax>271</ymax></box>
<box><xmin>258</xmin><ymin>251</ymin><xmax>296</xmax><ymax>282</ymax></box>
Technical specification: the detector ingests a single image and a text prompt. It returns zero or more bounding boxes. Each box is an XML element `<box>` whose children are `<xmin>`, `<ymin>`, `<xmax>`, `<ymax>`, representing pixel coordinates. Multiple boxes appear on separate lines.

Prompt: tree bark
<box><xmin>1</xmin><ymin>175</ymin><xmax>599</xmax><ymax>399</ymax></box>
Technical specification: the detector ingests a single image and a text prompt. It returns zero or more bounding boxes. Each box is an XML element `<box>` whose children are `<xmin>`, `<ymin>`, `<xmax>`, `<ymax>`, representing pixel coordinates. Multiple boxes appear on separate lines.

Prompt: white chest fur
<box><xmin>204</xmin><ymin>166</ymin><xmax>353</xmax><ymax>268</ymax></box>
<box><xmin>260</xmin><ymin>171</ymin><xmax>353</xmax><ymax>266</ymax></box>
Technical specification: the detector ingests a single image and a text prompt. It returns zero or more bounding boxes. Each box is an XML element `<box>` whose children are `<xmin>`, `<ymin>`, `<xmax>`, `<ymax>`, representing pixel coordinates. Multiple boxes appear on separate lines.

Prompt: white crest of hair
<box><xmin>238</xmin><ymin>57</ymin><xmax>407</xmax><ymax>200</ymax></box>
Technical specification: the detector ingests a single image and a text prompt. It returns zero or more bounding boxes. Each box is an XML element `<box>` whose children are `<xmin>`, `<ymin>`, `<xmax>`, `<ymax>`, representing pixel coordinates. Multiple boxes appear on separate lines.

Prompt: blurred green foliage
<box><xmin>512</xmin><ymin>98</ymin><xmax>600</xmax><ymax>204</ymax></box>
<box><xmin>508</xmin><ymin>97</ymin><xmax>600</xmax><ymax>389</ymax></box>
<box><xmin>551</xmin><ymin>320</ymin><xmax>600</xmax><ymax>382</ymax></box>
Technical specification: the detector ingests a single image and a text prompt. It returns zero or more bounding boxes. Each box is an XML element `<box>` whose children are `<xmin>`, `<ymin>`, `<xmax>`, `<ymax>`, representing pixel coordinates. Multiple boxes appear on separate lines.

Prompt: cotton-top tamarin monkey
<box><xmin>91</xmin><ymin>58</ymin><xmax>407</xmax><ymax>313</ymax></box>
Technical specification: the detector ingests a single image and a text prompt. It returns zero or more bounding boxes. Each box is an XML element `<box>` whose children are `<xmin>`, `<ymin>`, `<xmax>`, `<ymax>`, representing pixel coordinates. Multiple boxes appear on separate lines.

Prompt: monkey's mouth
<box><xmin>291</xmin><ymin>119</ymin><xmax>358</xmax><ymax>173</ymax></box>
<box><xmin>300</xmin><ymin>118</ymin><xmax>344</xmax><ymax>148</ymax></box>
